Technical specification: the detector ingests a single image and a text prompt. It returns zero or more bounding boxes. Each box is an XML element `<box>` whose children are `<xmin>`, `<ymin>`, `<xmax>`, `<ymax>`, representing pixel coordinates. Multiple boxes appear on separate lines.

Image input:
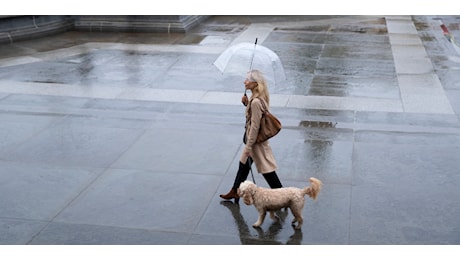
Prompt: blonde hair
<box><xmin>247</xmin><ymin>70</ymin><xmax>270</xmax><ymax>107</ymax></box>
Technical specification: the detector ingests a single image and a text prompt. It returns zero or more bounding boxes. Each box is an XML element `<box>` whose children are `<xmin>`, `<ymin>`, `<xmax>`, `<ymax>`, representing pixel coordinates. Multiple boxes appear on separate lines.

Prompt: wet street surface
<box><xmin>0</xmin><ymin>16</ymin><xmax>459</xmax><ymax>245</ymax></box>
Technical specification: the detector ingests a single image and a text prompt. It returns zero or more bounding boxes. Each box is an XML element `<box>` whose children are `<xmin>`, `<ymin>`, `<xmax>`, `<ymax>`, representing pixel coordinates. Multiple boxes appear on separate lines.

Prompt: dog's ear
<box><xmin>249</xmin><ymin>183</ymin><xmax>257</xmax><ymax>196</ymax></box>
<box><xmin>243</xmin><ymin>183</ymin><xmax>256</xmax><ymax>205</ymax></box>
<box><xmin>242</xmin><ymin>192</ymin><xmax>253</xmax><ymax>205</ymax></box>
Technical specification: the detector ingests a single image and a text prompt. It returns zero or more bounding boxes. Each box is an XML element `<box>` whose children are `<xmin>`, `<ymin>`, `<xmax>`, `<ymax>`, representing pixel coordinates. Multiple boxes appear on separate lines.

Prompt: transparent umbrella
<box><xmin>213</xmin><ymin>39</ymin><xmax>287</xmax><ymax>87</ymax></box>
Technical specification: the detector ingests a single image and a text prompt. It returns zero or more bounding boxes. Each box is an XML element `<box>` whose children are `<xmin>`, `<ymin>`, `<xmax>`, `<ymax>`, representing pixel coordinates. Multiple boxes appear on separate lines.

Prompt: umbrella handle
<box><xmin>242</xmin><ymin>90</ymin><xmax>249</xmax><ymax>106</ymax></box>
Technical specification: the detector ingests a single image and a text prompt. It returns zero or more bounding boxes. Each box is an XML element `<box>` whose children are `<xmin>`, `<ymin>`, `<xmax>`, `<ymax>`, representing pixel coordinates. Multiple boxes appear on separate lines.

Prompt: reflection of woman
<box><xmin>220</xmin><ymin>70</ymin><xmax>283</xmax><ymax>202</ymax></box>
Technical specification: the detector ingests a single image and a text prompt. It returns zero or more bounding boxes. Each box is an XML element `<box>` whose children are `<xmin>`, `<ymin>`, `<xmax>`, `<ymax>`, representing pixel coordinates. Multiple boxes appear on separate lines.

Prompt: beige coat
<box><xmin>240</xmin><ymin>98</ymin><xmax>278</xmax><ymax>174</ymax></box>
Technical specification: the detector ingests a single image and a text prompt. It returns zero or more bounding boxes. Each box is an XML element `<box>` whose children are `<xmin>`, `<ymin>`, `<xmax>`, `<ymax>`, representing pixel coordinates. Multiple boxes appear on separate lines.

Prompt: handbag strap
<box><xmin>259</xmin><ymin>98</ymin><xmax>269</xmax><ymax>113</ymax></box>
<box><xmin>247</xmin><ymin>97</ymin><xmax>268</xmax><ymax>117</ymax></box>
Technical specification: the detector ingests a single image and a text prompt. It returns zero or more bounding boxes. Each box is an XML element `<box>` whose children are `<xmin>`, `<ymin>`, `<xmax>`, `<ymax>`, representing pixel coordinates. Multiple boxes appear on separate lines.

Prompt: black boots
<box><xmin>231</xmin><ymin>160</ymin><xmax>251</xmax><ymax>190</ymax></box>
<box><xmin>219</xmin><ymin>188</ymin><xmax>239</xmax><ymax>201</ymax></box>
<box><xmin>220</xmin><ymin>160</ymin><xmax>283</xmax><ymax>202</ymax></box>
<box><xmin>220</xmin><ymin>160</ymin><xmax>251</xmax><ymax>202</ymax></box>
<box><xmin>263</xmin><ymin>171</ymin><xmax>283</xmax><ymax>188</ymax></box>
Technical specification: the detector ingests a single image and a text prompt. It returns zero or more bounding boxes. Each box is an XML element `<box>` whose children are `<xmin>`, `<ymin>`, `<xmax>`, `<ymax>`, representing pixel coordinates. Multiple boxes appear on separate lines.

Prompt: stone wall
<box><xmin>74</xmin><ymin>15</ymin><xmax>209</xmax><ymax>33</ymax></box>
<box><xmin>0</xmin><ymin>15</ymin><xmax>210</xmax><ymax>44</ymax></box>
<box><xmin>0</xmin><ymin>15</ymin><xmax>74</xmax><ymax>44</ymax></box>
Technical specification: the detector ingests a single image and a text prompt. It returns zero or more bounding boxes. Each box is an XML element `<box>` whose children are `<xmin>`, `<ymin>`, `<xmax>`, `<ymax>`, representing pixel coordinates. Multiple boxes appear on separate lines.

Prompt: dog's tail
<box><xmin>303</xmin><ymin>177</ymin><xmax>322</xmax><ymax>200</ymax></box>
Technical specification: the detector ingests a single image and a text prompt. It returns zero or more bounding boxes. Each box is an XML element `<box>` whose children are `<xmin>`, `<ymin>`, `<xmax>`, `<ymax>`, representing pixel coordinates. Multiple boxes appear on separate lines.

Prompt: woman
<box><xmin>220</xmin><ymin>70</ymin><xmax>283</xmax><ymax>202</ymax></box>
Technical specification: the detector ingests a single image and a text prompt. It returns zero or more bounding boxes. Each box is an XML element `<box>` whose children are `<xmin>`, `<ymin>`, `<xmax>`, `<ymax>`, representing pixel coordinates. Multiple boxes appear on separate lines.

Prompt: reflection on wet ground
<box><xmin>220</xmin><ymin>201</ymin><xmax>303</xmax><ymax>245</ymax></box>
<box><xmin>299</xmin><ymin>120</ymin><xmax>337</xmax><ymax>128</ymax></box>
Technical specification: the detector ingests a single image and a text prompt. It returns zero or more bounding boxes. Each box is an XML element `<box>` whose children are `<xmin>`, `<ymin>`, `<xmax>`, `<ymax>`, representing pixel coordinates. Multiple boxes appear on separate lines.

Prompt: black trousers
<box><xmin>232</xmin><ymin>157</ymin><xmax>283</xmax><ymax>190</ymax></box>
<box><xmin>262</xmin><ymin>171</ymin><xmax>283</xmax><ymax>189</ymax></box>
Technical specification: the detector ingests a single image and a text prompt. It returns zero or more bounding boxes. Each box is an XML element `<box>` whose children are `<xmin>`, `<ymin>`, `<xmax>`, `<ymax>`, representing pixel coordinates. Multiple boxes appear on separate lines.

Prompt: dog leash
<box><xmin>248</xmin><ymin>157</ymin><xmax>256</xmax><ymax>184</ymax></box>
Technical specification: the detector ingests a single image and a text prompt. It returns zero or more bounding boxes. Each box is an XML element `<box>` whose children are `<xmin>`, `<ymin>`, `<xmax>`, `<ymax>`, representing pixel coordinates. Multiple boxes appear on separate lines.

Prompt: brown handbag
<box><xmin>251</xmin><ymin>99</ymin><xmax>282</xmax><ymax>143</ymax></box>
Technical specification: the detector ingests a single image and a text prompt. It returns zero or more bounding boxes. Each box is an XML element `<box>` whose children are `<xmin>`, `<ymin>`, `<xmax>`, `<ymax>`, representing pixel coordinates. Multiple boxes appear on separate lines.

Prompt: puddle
<box><xmin>299</xmin><ymin>120</ymin><xmax>337</xmax><ymax>128</ymax></box>
<box><xmin>420</xmin><ymin>35</ymin><xmax>435</xmax><ymax>42</ymax></box>
<box><xmin>176</xmin><ymin>34</ymin><xmax>205</xmax><ymax>45</ymax></box>
<box><xmin>30</xmin><ymin>80</ymin><xmax>64</xmax><ymax>84</ymax></box>
<box><xmin>199</xmin><ymin>36</ymin><xmax>231</xmax><ymax>46</ymax></box>
<box><xmin>330</xmin><ymin>25</ymin><xmax>387</xmax><ymax>35</ymax></box>
<box><xmin>413</xmin><ymin>20</ymin><xmax>429</xmax><ymax>30</ymax></box>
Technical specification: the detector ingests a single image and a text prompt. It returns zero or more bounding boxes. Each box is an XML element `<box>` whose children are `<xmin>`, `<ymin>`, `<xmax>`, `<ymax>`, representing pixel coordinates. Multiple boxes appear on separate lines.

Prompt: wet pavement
<box><xmin>0</xmin><ymin>15</ymin><xmax>460</xmax><ymax>245</ymax></box>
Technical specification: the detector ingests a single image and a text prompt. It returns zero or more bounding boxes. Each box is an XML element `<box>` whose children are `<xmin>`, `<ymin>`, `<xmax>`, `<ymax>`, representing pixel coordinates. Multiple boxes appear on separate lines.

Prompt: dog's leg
<box><xmin>269</xmin><ymin>211</ymin><xmax>280</xmax><ymax>222</ymax></box>
<box><xmin>253</xmin><ymin>210</ymin><xmax>266</xmax><ymax>228</ymax></box>
<box><xmin>291</xmin><ymin>209</ymin><xmax>303</xmax><ymax>230</ymax></box>
<box><xmin>295</xmin><ymin>216</ymin><xmax>303</xmax><ymax>230</ymax></box>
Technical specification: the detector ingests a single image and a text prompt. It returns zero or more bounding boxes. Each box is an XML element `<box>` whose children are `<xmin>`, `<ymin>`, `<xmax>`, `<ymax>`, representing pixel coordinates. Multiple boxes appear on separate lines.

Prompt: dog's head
<box><xmin>237</xmin><ymin>180</ymin><xmax>257</xmax><ymax>205</ymax></box>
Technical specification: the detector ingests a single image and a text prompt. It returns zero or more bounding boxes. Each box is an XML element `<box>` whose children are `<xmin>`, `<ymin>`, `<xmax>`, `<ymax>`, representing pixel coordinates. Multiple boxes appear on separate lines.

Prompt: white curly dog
<box><xmin>237</xmin><ymin>177</ymin><xmax>322</xmax><ymax>229</ymax></box>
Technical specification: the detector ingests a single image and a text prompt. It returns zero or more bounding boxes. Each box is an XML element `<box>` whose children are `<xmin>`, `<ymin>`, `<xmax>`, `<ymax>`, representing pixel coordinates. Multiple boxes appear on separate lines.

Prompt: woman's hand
<box><xmin>241</xmin><ymin>94</ymin><xmax>248</xmax><ymax>106</ymax></box>
<box><xmin>243</xmin><ymin>146</ymin><xmax>252</xmax><ymax>161</ymax></box>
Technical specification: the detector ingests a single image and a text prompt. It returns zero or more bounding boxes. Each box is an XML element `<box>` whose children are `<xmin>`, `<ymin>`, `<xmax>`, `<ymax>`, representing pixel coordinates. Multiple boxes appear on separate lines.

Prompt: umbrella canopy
<box><xmin>213</xmin><ymin>42</ymin><xmax>286</xmax><ymax>86</ymax></box>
